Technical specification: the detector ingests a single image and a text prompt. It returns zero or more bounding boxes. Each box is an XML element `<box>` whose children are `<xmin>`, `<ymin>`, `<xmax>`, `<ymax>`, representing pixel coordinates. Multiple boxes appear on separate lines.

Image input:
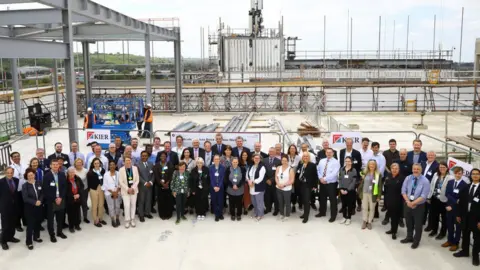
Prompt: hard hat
<box><xmin>87</xmin><ymin>107</ymin><xmax>92</xmax><ymax>111</ymax></box>
<box><xmin>146</xmin><ymin>103</ymin><xmax>152</xmax><ymax>107</ymax></box>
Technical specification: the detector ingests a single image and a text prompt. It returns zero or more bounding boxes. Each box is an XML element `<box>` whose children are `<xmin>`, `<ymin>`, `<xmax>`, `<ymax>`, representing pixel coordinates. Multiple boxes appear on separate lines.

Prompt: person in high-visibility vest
<box><xmin>142</xmin><ymin>103</ymin><xmax>153</xmax><ymax>138</ymax></box>
<box><xmin>84</xmin><ymin>107</ymin><xmax>96</xmax><ymax>129</ymax></box>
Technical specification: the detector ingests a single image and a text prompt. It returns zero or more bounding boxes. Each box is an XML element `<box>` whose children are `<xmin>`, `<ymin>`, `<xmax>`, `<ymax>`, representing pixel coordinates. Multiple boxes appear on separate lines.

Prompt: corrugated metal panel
<box><xmin>223</xmin><ymin>37</ymin><xmax>282</xmax><ymax>73</ymax></box>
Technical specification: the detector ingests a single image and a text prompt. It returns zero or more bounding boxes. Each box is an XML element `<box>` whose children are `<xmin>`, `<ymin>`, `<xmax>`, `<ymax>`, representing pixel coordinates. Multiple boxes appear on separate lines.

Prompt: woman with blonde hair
<box><xmin>73</xmin><ymin>158</ymin><xmax>89</xmax><ymax>224</ymax></box>
<box><xmin>119</xmin><ymin>157</ymin><xmax>140</xmax><ymax>228</ymax></box>
<box><xmin>358</xmin><ymin>159</ymin><xmax>383</xmax><ymax>230</ymax></box>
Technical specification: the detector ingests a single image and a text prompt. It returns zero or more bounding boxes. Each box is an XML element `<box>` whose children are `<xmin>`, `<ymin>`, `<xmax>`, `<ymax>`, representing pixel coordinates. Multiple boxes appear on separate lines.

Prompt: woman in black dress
<box><xmin>153</xmin><ymin>151</ymin><xmax>174</xmax><ymax>220</ymax></box>
<box><xmin>384</xmin><ymin>163</ymin><xmax>406</xmax><ymax>240</ymax></box>
<box><xmin>189</xmin><ymin>157</ymin><xmax>210</xmax><ymax>220</ymax></box>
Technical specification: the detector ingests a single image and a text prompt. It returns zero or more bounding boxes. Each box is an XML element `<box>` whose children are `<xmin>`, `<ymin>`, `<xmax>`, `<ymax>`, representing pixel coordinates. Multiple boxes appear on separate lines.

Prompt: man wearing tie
<box><xmin>138</xmin><ymin>151</ymin><xmax>154</xmax><ymax>222</ymax></box>
<box><xmin>400</xmin><ymin>164</ymin><xmax>431</xmax><ymax>249</ymax></box>
<box><xmin>232</xmin><ymin>136</ymin><xmax>251</xmax><ymax>158</ymax></box>
<box><xmin>454</xmin><ymin>168</ymin><xmax>480</xmax><ymax>266</ymax></box>
<box><xmin>69</xmin><ymin>141</ymin><xmax>85</xmax><ymax>166</ymax></box>
<box><xmin>316</xmin><ymin>148</ymin><xmax>340</xmax><ymax>222</ymax></box>
<box><xmin>263</xmin><ymin>148</ymin><xmax>282</xmax><ymax>215</ymax></box>
<box><xmin>407</xmin><ymin>139</ymin><xmax>427</xmax><ymax>165</ymax></box>
<box><xmin>36</xmin><ymin>148</ymin><xmax>50</xmax><ymax>172</ymax></box>
<box><xmin>204</xmin><ymin>141</ymin><xmax>213</xmax><ymax>167</ymax></box>
<box><xmin>212</xmin><ymin>133</ymin><xmax>227</xmax><ymax>156</ymax></box>
<box><xmin>156</xmin><ymin>141</ymin><xmax>179</xmax><ymax>168</ymax></box>
<box><xmin>48</xmin><ymin>142</ymin><xmax>71</xmax><ymax>169</ymax></box>
<box><xmin>189</xmin><ymin>139</ymin><xmax>205</xmax><ymax>161</ymax></box>
<box><xmin>0</xmin><ymin>167</ymin><xmax>20</xmax><ymax>250</ymax></box>
<box><xmin>43</xmin><ymin>158</ymin><xmax>67</xmax><ymax>243</ymax></box>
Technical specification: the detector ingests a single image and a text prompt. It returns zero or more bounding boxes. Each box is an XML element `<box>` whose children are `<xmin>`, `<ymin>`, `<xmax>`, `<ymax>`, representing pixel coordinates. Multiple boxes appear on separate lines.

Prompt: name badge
<box><xmin>180</xmin><ymin>176</ymin><xmax>184</xmax><ymax>180</ymax></box>
<box><xmin>272</xmin><ymin>167</ymin><xmax>276</xmax><ymax>171</ymax></box>
<box><xmin>344</xmin><ymin>175</ymin><xmax>349</xmax><ymax>179</ymax></box>
<box><xmin>149</xmin><ymin>170</ymin><xmax>153</xmax><ymax>174</ymax></box>
<box><xmin>474</xmin><ymin>197</ymin><xmax>480</xmax><ymax>203</ymax></box>
<box><xmin>38</xmin><ymin>187</ymin><xmax>42</xmax><ymax>190</ymax></box>
<box><xmin>161</xmin><ymin>180</ymin><xmax>165</xmax><ymax>183</ymax></box>
<box><xmin>215</xmin><ymin>173</ymin><xmax>219</xmax><ymax>177</ymax></box>
<box><xmin>427</xmin><ymin>172</ymin><xmax>432</xmax><ymax>176</ymax></box>
<box><xmin>198</xmin><ymin>171</ymin><xmax>202</xmax><ymax>174</ymax></box>
<box><xmin>163</xmin><ymin>166</ymin><xmax>168</xmax><ymax>170</ymax></box>
<box><xmin>297</xmin><ymin>170</ymin><xmax>300</xmax><ymax>173</ymax></box>
<box><xmin>98</xmin><ymin>176</ymin><xmax>103</xmax><ymax>180</ymax></box>
<box><xmin>128</xmin><ymin>180</ymin><xmax>133</xmax><ymax>184</ymax></box>
<box><xmin>454</xmin><ymin>189</ymin><xmax>459</xmax><ymax>194</ymax></box>
<box><xmin>436</xmin><ymin>188</ymin><xmax>441</xmax><ymax>193</ymax></box>
<box><xmin>233</xmin><ymin>178</ymin><xmax>238</xmax><ymax>183</ymax></box>
<box><xmin>353</xmin><ymin>160</ymin><xmax>358</xmax><ymax>164</ymax></box>
<box><xmin>50</xmin><ymin>182</ymin><xmax>55</xmax><ymax>187</ymax></box>
<box><xmin>372</xmin><ymin>180</ymin><xmax>376</xmax><ymax>184</ymax></box>
<box><xmin>64</xmin><ymin>161</ymin><xmax>68</xmax><ymax>165</ymax></box>
<box><xmin>181</xmin><ymin>189</ymin><xmax>184</xmax><ymax>193</ymax></box>
<box><xmin>409</xmin><ymin>195</ymin><xmax>415</xmax><ymax>201</ymax></box>
<box><xmin>198</xmin><ymin>184</ymin><xmax>203</xmax><ymax>189</ymax></box>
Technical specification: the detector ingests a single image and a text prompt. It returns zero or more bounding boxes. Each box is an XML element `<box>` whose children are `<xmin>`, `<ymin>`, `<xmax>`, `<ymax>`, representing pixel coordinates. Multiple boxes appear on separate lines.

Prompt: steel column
<box><xmin>174</xmin><ymin>28</ymin><xmax>183</xmax><ymax>113</ymax></box>
<box><xmin>145</xmin><ymin>28</ymin><xmax>152</xmax><ymax>105</ymax></box>
<box><xmin>53</xmin><ymin>59</ymin><xmax>61</xmax><ymax>123</ymax></box>
<box><xmin>62</xmin><ymin>4</ymin><xmax>79</xmax><ymax>142</ymax></box>
<box><xmin>11</xmin><ymin>59</ymin><xmax>22</xmax><ymax>135</ymax></box>
<box><xmin>82</xmin><ymin>41</ymin><xmax>91</xmax><ymax>107</ymax></box>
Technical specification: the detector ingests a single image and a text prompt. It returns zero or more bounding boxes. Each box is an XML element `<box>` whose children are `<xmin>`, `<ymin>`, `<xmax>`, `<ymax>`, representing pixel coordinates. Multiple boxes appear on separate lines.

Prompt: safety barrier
<box><xmin>418</xmin><ymin>133</ymin><xmax>480</xmax><ymax>166</ymax></box>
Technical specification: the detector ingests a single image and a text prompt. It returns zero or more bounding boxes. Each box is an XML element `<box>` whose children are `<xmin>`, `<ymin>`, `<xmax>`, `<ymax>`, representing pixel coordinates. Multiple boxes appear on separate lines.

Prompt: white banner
<box><xmin>170</xmin><ymin>132</ymin><xmax>260</xmax><ymax>149</ymax></box>
<box><xmin>329</xmin><ymin>132</ymin><xmax>363</xmax><ymax>149</ymax></box>
<box><xmin>448</xmin><ymin>157</ymin><xmax>473</xmax><ymax>177</ymax></box>
<box><xmin>86</xmin><ymin>129</ymin><xmax>111</xmax><ymax>145</ymax></box>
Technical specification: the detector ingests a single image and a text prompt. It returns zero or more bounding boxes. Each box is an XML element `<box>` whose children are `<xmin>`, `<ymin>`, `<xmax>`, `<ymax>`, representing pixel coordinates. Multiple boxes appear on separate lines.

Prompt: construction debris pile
<box><xmin>171</xmin><ymin>121</ymin><xmax>219</xmax><ymax>132</ymax></box>
<box><xmin>297</xmin><ymin>121</ymin><xmax>321</xmax><ymax>137</ymax></box>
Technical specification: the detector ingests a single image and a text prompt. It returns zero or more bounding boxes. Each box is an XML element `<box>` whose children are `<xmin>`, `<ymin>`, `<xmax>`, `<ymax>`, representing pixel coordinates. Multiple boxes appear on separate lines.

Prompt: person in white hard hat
<box><xmin>83</xmin><ymin>107</ymin><xmax>96</xmax><ymax>129</ymax></box>
<box><xmin>142</xmin><ymin>103</ymin><xmax>153</xmax><ymax>139</ymax></box>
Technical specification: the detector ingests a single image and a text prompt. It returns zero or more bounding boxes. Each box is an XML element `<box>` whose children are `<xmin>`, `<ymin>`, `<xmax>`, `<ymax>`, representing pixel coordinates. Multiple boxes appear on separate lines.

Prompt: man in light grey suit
<box><xmin>138</xmin><ymin>151</ymin><xmax>154</xmax><ymax>222</ymax></box>
<box><xmin>263</xmin><ymin>147</ymin><xmax>282</xmax><ymax>216</ymax></box>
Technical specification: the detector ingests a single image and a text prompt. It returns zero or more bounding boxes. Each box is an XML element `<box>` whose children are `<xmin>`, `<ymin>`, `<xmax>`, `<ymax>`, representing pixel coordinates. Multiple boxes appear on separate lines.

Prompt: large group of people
<box><xmin>0</xmin><ymin>133</ymin><xmax>479</xmax><ymax>266</ymax></box>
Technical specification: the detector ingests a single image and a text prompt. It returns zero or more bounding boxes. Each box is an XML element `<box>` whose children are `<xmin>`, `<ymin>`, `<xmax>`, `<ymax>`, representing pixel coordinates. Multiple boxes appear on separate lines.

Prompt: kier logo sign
<box><xmin>448</xmin><ymin>160</ymin><xmax>457</xmax><ymax>169</ymax></box>
<box><xmin>330</xmin><ymin>132</ymin><xmax>363</xmax><ymax>149</ymax></box>
<box><xmin>86</xmin><ymin>129</ymin><xmax>111</xmax><ymax>144</ymax></box>
<box><xmin>332</xmin><ymin>134</ymin><xmax>343</xmax><ymax>144</ymax></box>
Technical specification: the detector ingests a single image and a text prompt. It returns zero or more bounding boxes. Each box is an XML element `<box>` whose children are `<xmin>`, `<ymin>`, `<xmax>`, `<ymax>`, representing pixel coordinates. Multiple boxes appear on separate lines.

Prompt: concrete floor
<box><xmin>1</xmin><ymin>112</ymin><xmax>478</xmax><ymax>269</ymax></box>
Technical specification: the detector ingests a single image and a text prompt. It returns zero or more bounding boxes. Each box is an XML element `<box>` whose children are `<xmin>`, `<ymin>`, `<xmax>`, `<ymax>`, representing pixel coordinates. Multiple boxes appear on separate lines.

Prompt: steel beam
<box><xmin>0</xmin><ymin>37</ymin><xmax>68</xmax><ymax>59</ymax></box>
<box><xmin>82</xmin><ymin>41</ymin><xmax>91</xmax><ymax>106</ymax></box>
<box><xmin>145</xmin><ymin>30</ymin><xmax>152</xmax><ymax>105</ymax></box>
<box><xmin>174</xmin><ymin>28</ymin><xmax>182</xmax><ymax>113</ymax></box>
<box><xmin>10</xmin><ymin>59</ymin><xmax>22</xmax><ymax>135</ymax></box>
<box><xmin>0</xmin><ymin>9</ymin><xmax>93</xmax><ymax>25</ymax></box>
<box><xmin>62</xmin><ymin>3</ymin><xmax>79</xmax><ymax>142</ymax></box>
<box><xmin>53</xmin><ymin>59</ymin><xmax>61</xmax><ymax>123</ymax></box>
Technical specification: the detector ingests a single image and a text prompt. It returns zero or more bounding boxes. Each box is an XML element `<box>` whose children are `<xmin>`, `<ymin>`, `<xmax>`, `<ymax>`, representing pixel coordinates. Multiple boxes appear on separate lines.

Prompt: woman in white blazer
<box><xmin>427</xmin><ymin>161</ymin><xmax>451</xmax><ymax>240</ymax></box>
<box><xmin>119</xmin><ymin>157</ymin><xmax>140</xmax><ymax>229</ymax></box>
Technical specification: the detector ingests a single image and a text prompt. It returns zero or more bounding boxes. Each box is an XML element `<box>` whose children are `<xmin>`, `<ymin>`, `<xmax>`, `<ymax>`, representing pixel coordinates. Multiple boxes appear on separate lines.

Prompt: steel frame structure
<box><xmin>0</xmin><ymin>0</ymin><xmax>182</xmax><ymax>142</ymax></box>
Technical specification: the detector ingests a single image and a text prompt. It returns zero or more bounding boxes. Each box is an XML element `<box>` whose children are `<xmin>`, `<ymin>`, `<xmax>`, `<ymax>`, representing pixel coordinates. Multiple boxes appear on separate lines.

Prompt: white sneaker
<box><xmin>130</xmin><ymin>220</ymin><xmax>136</xmax><ymax>228</ymax></box>
<box><xmin>201</xmin><ymin>216</ymin><xmax>206</xmax><ymax>220</ymax></box>
<box><xmin>125</xmin><ymin>221</ymin><xmax>130</xmax><ymax>228</ymax></box>
<box><xmin>339</xmin><ymin>218</ymin><xmax>347</xmax><ymax>224</ymax></box>
<box><xmin>197</xmin><ymin>215</ymin><xmax>201</xmax><ymax>220</ymax></box>
<box><xmin>345</xmin><ymin>219</ymin><xmax>351</xmax><ymax>225</ymax></box>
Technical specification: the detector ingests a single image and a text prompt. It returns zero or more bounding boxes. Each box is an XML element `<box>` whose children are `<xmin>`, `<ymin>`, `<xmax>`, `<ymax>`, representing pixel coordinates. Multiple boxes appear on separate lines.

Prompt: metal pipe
<box><xmin>405</xmin><ymin>15</ymin><xmax>410</xmax><ymax>82</ymax></box>
<box><xmin>239</xmin><ymin>112</ymin><xmax>254</xmax><ymax>132</ymax></box>
<box><xmin>11</xmin><ymin>59</ymin><xmax>22</xmax><ymax>135</ymax></box>
<box><xmin>53</xmin><ymin>59</ymin><xmax>61</xmax><ymax>123</ymax></box>
<box><xmin>459</xmin><ymin>7</ymin><xmax>464</xmax><ymax>66</ymax></box>
<box><xmin>275</xmin><ymin>119</ymin><xmax>293</xmax><ymax>146</ymax></box>
<box><xmin>203</xmin><ymin>123</ymin><xmax>219</xmax><ymax>132</ymax></box>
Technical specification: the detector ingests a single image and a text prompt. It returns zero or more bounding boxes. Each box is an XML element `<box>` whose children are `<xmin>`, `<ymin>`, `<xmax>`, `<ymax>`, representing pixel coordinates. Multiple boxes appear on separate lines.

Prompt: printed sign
<box><xmin>330</xmin><ymin>132</ymin><xmax>362</xmax><ymax>149</ymax></box>
<box><xmin>170</xmin><ymin>132</ymin><xmax>260</xmax><ymax>149</ymax></box>
<box><xmin>86</xmin><ymin>129</ymin><xmax>111</xmax><ymax>144</ymax></box>
<box><xmin>447</xmin><ymin>157</ymin><xmax>473</xmax><ymax>177</ymax></box>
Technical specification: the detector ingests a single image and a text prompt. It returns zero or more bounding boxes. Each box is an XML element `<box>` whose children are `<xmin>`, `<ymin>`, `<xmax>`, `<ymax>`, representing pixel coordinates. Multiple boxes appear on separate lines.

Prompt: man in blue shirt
<box><xmin>400</xmin><ymin>163</ymin><xmax>431</xmax><ymax>249</ymax></box>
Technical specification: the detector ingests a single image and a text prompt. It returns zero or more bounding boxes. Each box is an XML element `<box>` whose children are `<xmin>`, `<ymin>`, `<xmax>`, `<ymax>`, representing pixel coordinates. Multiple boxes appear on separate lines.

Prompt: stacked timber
<box><xmin>297</xmin><ymin>121</ymin><xmax>320</xmax><ymax>137</ymax></box>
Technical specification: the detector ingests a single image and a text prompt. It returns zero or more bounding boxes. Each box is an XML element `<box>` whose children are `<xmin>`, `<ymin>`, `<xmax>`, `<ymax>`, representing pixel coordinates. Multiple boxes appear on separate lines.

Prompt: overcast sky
<box><xmin>3</xmin><ymin>0</ymin><xmax>480</xmax><ymax>61</ymax></box>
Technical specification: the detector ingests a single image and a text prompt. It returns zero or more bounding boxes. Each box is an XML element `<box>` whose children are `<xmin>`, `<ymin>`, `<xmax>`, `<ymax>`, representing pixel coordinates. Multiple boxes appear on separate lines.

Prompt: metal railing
<box><xmin>418</xmin><ymin>133</ymin><xmax>480</xmax><ymax>167</ymax></box>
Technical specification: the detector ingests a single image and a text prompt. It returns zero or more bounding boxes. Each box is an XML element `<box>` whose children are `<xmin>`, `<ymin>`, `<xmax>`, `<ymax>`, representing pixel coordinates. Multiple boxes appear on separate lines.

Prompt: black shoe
<box><xmin>151</xmin><ymin>208</ymin><xmax>157</xmax><ymax>214</ymax></box>
<box><xmin>339</xmin><ymin>208</ymin><xmax>344</xmax><ymax>213</ymax></box>
<box><xmin>215</xmin><ymin>217</ymin><xmax>219</xmax><ymax>222</ymax></box>
<box><xmin>40</xmin><ymin>226</ymin><xmax>45</xmax><ymax>231</ymax></box>
<box><xmin>100</xmin><ymin>220</ymin><xmax>107</xmax><ymax>225</ymax></box>
<box><xmin>116</xmin><ymin>219</ymin><xmax>121</xmax><ymax>227</ymax></box>
<box><xmin>219</xmin><ymin>215</ymin><xmax>224</xmax><ymax>220</ymax></box>
<box><xmin>381</xmin><ymin>206</ymin><xmax>387</xmax><ymax>212</ymax></box>
<box><xmin>1</xmin><ymin>243</ymin><xmax>8</xmax><ymax>250</ymax></box>
<box><xmin>33</xmin><ymin>238</ymin><xmax>43</xmax><ymax>243</ymax></box>
<box><xmin>231</xmin><ymin>216</ymin><xmax>235</xmax><ymax>221</ymax></box>
<box><xmin>139</xmin><ymin>217</ymin><xmax>145</xmax><ymax>222</ymax></box>
<box><xmin>453</xmin><ymin>250</ymin><xmax>469</xmax><ymax>258</ymax></box>
<box><xmin>9</xmin><ymin>238</ymin><xmax>20</xmax><ymax>243</ymax></box>
<box><xmin>248</xmin><ymin>205</ymin><xmax>254</xmax><ymax>210</ymax></box>
<box><xmin>181</xmin><ymin>215</ymin><xmax>187</xmax><ymax>220</ymax></box>
<box><xmin>392</xmin><ymin>234</ymin><xmax>397</xmax><ymax>240</ymax></box>
<box><xmin>381</xmin><ymin>219</ymin><xmax>389</xmax><ymax>225</ymax></box>
<box><xmin>16</xmin><ymin>226</ymin><xmax>24</xmax><ymax>232</ymax></box>
<box><xmin>57</xmin><ymin>232</ymin><xmax>67</xmax><ymax>239</ymax></box>
<box><xmin>356</xmin><ymin>206</ymin><xmax>362</xmax><ymax>212</ymax></box>
<box><xmin>145</xmin><ymin>214</ymin><xmax>153</xmax><ymax>219</ymax></box>
<box><xmin>400</xmin><ymin>238</ymin><xmax>413</xmax><ymax>244</ymax></box>
<box><xmin>436</xmin><ymin>233</ymin><xmax>446</xmax><ymax>240</ymax></box>
<box><xmin>385</xmin><ymin>230</ymin><xmax>393</xmax><ymax>235</ymax></box>
<box><xmin>75</xmin><ymin>225</ymin><xmax>82</xmax><ymax>231</ymax></box>
<box><xmin>243</xmin><ymin>209</ymin><xmax>248</xmax><ymax>215</ymax></box>
<box><xmin>236</xmin><ymin>216</ymin><xmax>241</xmax><ymax>221</ymax></box>
<box><xmin>292</xmin><ymin>206</ymin><xmax>296</xmax><ymax>213</ymax></box>
<box><xmin>424</xmin><ymin>227</ymin><xmax>432</xmax><ymax>232</ymax></box>
<box><xmin>69</xmin><ymin>228</ymin><xmax>75</xmax><ymax>233</ymax></box>
<box><xmin>50</xmin><ymin>235</ymin><xmax>57</xmax><ymax>243</ymax></box>
<box><xmin>315</xmin><ymin>213</ymin><xmax>325</xmax><ymax>218</ymax></box>
<box><xmin>328</xmin><ymin>218</ymin><xmax>335</xmax><ymax>223</ymax></box>
<box><xmin>473</xmin><ymin>256</ymin><xmax>480</xmax><ymax>266</ymax></box>
<box><xmin>411</xmin><ymin>242</ymin><xmax>419</xmax><ymax>249</ymax></box>
<box><xmin>273</xmin><ymin>211</ymin><xmax>279</xmax><ymax>216</ymax></box>
<box><xmin>399</xmin><ymin>219</ymin><xmax>405</xmax><ymax>228</ymax></box>
<box><xmin>94</xmin><ymin>223</ymin><xmax>102</xmax><ymax>228</ymax></box>
<box><xmin>374</xmin><ymin>213</ymin><xmax>379</xmax><ymax>219</ymax></box>
<box><xmin>311</xmin><ymin>204</ymin><xmax>317</xmax><ymax>210</ymax></box>
<box><xmin>112</xmin><ymin>220</ymin><xmax>117</xmax><ymax>227</ymax></box>
<box><xmin>428</xmin><ymin>231</ymin><xmax>437</xmax><ymax>237</ymax></box>
<box><xmin>265</xmin><ymin>210</ymin><xmax>271</xmax><ymax>215</ymax></box>
<box><xmin>302</xmin><ymin>219</ymin><xmax>308</xmax><ymax>224</ymax></box>
<box><xmin>83</xmin><ymin>218</ymin><xmax>90</xmax><ymax>224</ymax></box>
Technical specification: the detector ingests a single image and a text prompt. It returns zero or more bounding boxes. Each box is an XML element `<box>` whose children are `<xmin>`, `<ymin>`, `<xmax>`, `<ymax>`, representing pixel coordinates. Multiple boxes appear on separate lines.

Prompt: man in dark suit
<box><xmin>156</xmin><ymin>141</ymin><xmax>179</xmax><ymax>167</ymax></box>
<box><xmin>252</xmin><ymin>142</ymin><xmax>268</xmax><ymax>159</ymax></box>
<box><xmin>263</xmin><ymin>148</ymin><xmax>282</xmax><ymax>215</ymax></box>
<box><xmin>407</xmin><ymin>139</ymin><xmax>427</xmax><ymax>165</ymax></box>
<box><xmin>454</xmin><ymin>169</ymin><xmax>480</xmax><ymax>266</ymax></box>
<box><xmin>105</xmin><ymin>143</ymin><xmax>121</xmax><ymax>167</ymax></box>
<box><xmin>0</xmin><ymin>167</ymin><xmax>20</xmax><ymax>250</ymax></box>
<box><xmin>232</xmin><ymin>136</ymin><xmax>251</xmax><ymax>158</ymax></box>
<box><xmin>444</xmin><ymin>167</ymin><xmax>469</xmax><ymax>251</ymax></box>
<box><xmin>36</xmin><ymin>148</ymin><xmax>50</xmax><ymax>172</ymax></box>
<box><xmin>316</xmin><ymin>139</ymin><xmax>337</xmax><ymax>164</ymax></box>
<box><xmin>138</xmin><ymin>151</ymin><xmax>154</xmax><ymax>222</ymax></box>
<box><xmin>212</xmin><ymin>133</ymin><xmax>227</xmax><ymax>156</ymax></box>
<box><xmin>339</xmin><ymin>138</ymin><xmax>362</xmax><ymax>172</ymax></box>
<box><xmin>43</xmin><ymin>158</ymin><xmax>67</xmax><ymax>243</ymax></box>
<box><xmin>47</xmin><ymin>142</ymin><xmax>71</xmax><ymax>169</ymax></box>
<box><xmin>203</xmin><ymin>141</ymin><xmax>214</xmax><ymax>167</ymax></box>
<box><xmin>189</xmin><ymin>139</ymin><xmax>206</xmax><ymax>161</ymax></box>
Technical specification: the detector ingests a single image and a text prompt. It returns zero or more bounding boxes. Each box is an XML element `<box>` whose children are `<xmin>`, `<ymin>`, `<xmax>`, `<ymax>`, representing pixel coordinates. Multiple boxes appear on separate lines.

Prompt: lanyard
<box><xmin>112</xmin><ymin>172</ymin><xmax>119</xmax><ymax>187</ymax></box>
<box><xmin>32</xmin><ymin>183</ymin><xmax>38</xmax><ymax>200</ymax></box>
<box><xmin>233</xmin><ymin>168</ymin><xmax>238</xmax><ymax>178</ymax></box>
<box><xmin>411</xmin><ymin>176</ymin><xmax>418</xmax><ymax>196</ymax></box>
<box><xmin>127</xmin><ymin>168</ymin><xmax>133</xmax><ymax>179</ymax></box>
